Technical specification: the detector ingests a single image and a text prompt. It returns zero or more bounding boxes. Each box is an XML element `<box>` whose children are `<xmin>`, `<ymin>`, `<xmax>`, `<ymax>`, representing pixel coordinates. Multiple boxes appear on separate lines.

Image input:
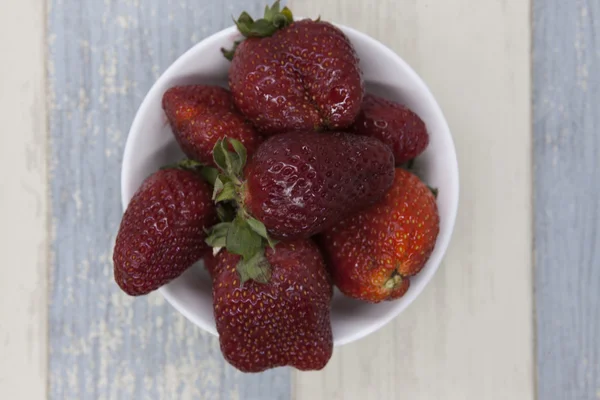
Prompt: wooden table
<box><xmin>1</xmin><ymin>0</ymin><xmax>597</xmax><ymax>399</ymax></box>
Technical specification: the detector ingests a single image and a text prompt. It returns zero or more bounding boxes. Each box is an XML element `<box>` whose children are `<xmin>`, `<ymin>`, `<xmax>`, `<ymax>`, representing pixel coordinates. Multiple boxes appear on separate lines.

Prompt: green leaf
<box><xmin>248</xmin><ymin>19</ymin><xmax>278</xmax><ymax>37</ymax></box>
<box><xmin>238</xmin><ymin>11</ymin><xmax>254</xmax><ymax>25</ymax></box>
<box><xmin>235</xmin><ymin>23</ymin><xmax>251</xmax><ymax>37</ymax></box>
<box><xmin>224</xmin><ymin>153</ymin><xmax>240</xmax><ymax>177</ymax></box>
<box><xmin>212</xmin><ymin>177</ymin><xmax>225</xmax><ymax>200</ymax></box>
<box><xmin>246</xmin><ymin>217</ymin><xmax>278</xmax><ymax>249</ymax></box>
<box><xmin>205</xmin><ymin>222</ymin><xmax>232</xmax><ymax>248</ymax></box>
<box><xmin>226</xmin><ymin>217</ymin><xmax>262</xmax><ymax>260</ymax></box>
<box><xmin>273</xmin><ymin>14</ymin><xmax>290</xmax><ymax>28</ymax></box>
<box><xmin>207</xmin><ymin>222</ymin><xmax>232</xmax><ymax>236</ymax></box>
<box><xmin>160</xmin><ymin>158</ymin><xmax>204</xmax><ymax>171</ymax></box>
<box><xmin>221</xmin><ymin>40</ymin><xmax>241</xmax><ymax>62</ymax></box>
<box><xmin>237</xmin><ymin>251</ymin><xmax>271</xmax><ymax>284</ymax></box>
<box><xmin>214</xmin><ymin>138</ymin><xmax>242</xmax><ymax>177</ymax></box>
<box><xmin>234</xmin><ymin>12</ymin><xmax>254</xmax><ymax>36</ymax></box>
<box><xmin>178</xmin><ymin>159</ymin><xmax>204</xmax><ymax>170</ymax></box>
<box><xmin>281</xmin><ymin>7</ymin><xmax>294</xmax><ymax>23</ymax></box>
<box><xmin>221</xmin><ymin>47</ymin><xmax>235</xmax><ymax>61</ymax></box>
<box><xmin>213</xmin><ymin>139</ymin><xmax>229</xmax><ymax>172</ymax></box>
<box><xmin>201</xmin><ymin>167</ymin><xmax>219</xmax><ymax>186</ymax></box>
<box><xmin>246</xmin><ymin>217</ymin><xmax>268</xmax><ymax>238</ymax></box>
<box><xmin>228</xmin><ymin>138</ymin><xmax>247</xmax><ymax>171</ymax></box>
<box><xmin>264</xmin><ymin>1</ymin><xmax>279</xmax><ymax>20</ymax></box>
<box><xmin>206</xmin><ymin>234</ymin><xmax>227</xmax><ymax>248</ymax></box>
<box><xmin>215</xmin><ymin>182</ymin><xmax>237</xmax><ymax>202</ymax></box>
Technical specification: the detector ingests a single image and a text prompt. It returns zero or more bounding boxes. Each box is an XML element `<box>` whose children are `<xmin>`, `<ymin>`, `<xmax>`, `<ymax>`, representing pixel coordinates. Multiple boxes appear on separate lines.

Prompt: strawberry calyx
<box><xmin>234</xmin><ymin>1</ymin><xmax>293</xmax><ymax>38</ymax></box>
<box><xmin>205</xmin><ymin>138</ymin><xmax>277</xmax><ymax>284</ymax></box>
<box><xmin>221</xmin><ymin>41</ymin><xmax>242</xmax><ymax>61</ymax></box>
<box><xmin>160</xmin><ymin>158</ymin><xmax>204</xmax><ymax>172</ymax></box>
<box><xmin>221</xmin><ymin>1</ymin><xmax>294</xmax><ymax>60</ymax></box>
<box><xmin>160</xmin><ymin>158</ymin><xmax>224</xmax><ymax>188</ymax></box>
<box><xmin>383</xmin><ymin>271</ymin><xmax>403</xmax><ymax>290</ymax></box>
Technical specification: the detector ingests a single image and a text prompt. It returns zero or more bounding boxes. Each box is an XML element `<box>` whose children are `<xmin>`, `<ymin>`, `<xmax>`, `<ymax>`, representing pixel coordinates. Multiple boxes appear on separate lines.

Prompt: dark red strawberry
<box><xmin>113</xmin><ymin>168</ymin><xmax>217</xmax><ymax>296</ymax></box>
<box><xmin>242</xmin><ymin>132</ymin><xmax>396</xmax><ymax>239</ymax></box>
<box><xmin>162</xmin><ymin>85</ymin><xmax>261</xmax><ymax>166</ymax></box>
<box><xmin>225</xmin><ymin>2</ymin><xmax>364</xmax><ymax>135</ymax></box>
<box><xmin>320</xmin><ymin>168</ymin><xmax>439</xmax><ymax>303</ymax></box>
<box><xmin>205</xmin><ymin>132</ymin><xmax>395</xmax><ymax>265</ymax></box>
<box><xmin>208</xmin><ymin>239</ymin><xmax>333</xmax><ymax>372</ymax></box>
<box><xmin>352</xmin><ymin>94</ymin><xmax>429</xmax><ymax>165</ymax></box>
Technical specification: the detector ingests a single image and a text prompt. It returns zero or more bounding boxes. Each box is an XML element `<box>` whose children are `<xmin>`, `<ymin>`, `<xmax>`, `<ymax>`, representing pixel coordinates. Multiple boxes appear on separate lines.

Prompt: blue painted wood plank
<box><xmin>47</xmin><ymin>0</ymin><xmax>290</xmax><ymax>398</ymax></box>
<box><xmin>534</xmin><ymin>0</ymin><xmax>600</xmax><ymax>398</ymax></box>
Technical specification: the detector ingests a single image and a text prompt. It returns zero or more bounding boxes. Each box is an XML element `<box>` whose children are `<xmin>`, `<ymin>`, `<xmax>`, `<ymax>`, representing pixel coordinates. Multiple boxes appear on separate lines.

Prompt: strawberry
<box><xmin>207</xmin><ymin>240</ymin><xmax>333</xmax><ymax>372</ymax></box>
<box><xmin>352</xmin><ymin>94</ymin><xmax>429</xmax><ymax>165</ymax></box>
<box><xmin>203</xmin><ymin>132</ymin><xmax>394</xmax><ymax>273</ymax></box>
<box><xmin>319</xmin><ymin>168</ymin><xmax>440</xmax><ymax>303</ymax></box>
<box><xmin>225</xmin><ymin>1</ymin><xmax>364</xmax><ymax>135</ymax></box>
<box><xmin>162</xmin><ymin>85</ymin><xmax>261</xmax><ymax>166</ymax></box>
<box><xmin>113</xmin><ymin>168</ymin><xmax>217</xmax><ymax>296</ymax></box>
<box><xmin>241</xmin><ymin>132</ymin><xmax>395</xmax><ymax>240</ymax></box>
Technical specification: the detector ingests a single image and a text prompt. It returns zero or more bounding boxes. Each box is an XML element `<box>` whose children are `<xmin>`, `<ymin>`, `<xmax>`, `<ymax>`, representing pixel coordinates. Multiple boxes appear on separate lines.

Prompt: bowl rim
<box><xmin>121</xmin><ymin>22</ymin><xmax>460</xmax><ymax>347</ymax></box>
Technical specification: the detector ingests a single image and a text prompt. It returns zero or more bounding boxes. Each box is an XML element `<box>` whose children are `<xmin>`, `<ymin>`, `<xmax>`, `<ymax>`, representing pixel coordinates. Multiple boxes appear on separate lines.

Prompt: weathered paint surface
<box><xmin>48</xmin><ymin>1</ymin><xmax>290</xmax><ymax>399</ymax></box>
<box><xmin>534</xmin><ymin>1</ymin><xmax>600</xmax><ymax>399</ymax></box>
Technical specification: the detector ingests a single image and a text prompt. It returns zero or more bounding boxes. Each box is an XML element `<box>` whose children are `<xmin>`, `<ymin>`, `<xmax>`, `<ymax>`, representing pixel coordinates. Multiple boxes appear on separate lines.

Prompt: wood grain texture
<box><xmin>47</xmin><ymin>1</ymin><xmax>290</xmax><ymax>399</ymax></box>
<box><xmin>291</xmin><ymin>0</ymin><xmax>534</xmax><ymax>399</ymax></box>
<box><xmin>534</xmin><ymin>1</ymin><xmax>600</xmax><ymax>399</ymax></box>
<box><xmin>0</xmin><ymin>0</ymin><xmax>49</xmax><ymax>398</ymax></box>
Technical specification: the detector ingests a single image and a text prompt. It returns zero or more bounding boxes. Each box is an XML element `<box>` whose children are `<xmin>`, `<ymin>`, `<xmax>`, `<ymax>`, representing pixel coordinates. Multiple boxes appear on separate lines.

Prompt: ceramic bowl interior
<box><xmin>122</xmin><ymin>23</ymin><xmax>459</xmax><ymax>346</ymax></box>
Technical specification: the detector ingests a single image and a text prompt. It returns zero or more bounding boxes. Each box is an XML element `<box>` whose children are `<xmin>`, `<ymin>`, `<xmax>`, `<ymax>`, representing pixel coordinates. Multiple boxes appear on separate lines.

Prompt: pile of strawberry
<box><xmin>113</xmin><ymin>2</ymin><xmax>439</xmax><ymax>373</ymax></box>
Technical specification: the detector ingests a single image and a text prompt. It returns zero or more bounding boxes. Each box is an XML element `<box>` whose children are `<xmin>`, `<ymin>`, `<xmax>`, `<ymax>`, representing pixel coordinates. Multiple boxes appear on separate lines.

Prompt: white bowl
<box><xmin>121</xmin><ymin>22</ymin><xmax>459</xmax><ymax>347</ymax></box>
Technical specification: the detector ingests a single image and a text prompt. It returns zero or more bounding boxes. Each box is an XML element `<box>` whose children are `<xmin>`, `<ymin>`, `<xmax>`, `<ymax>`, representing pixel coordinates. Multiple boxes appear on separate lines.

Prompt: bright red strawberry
<box><xmin>206</xmin><ymin>132</ymin><xmax>395</xmax><ymax>257</ymax></box>
<box><xmin>226</xmin><ymin>2</ymin><xmax>364</xmax><ymax>135</ymax></box>
<box><xmin>162</xmin><ymin>85</ymin><xmax>261</xmax><ymax>166</ymax></box>
<box><xmin>320</xmin><ymin>168</ymin><xmax>440</xmax><ymax>303</ymax></box>
<box><xmin>352</xmin><ymin>94</ymin><xmax>429</xmax><ymax>165</ymax></box>
<box><xmin>113</xmin><ymin>168</ymin><xmax>217</xmax><ymax>296</ymax></box>
<box><xmin>208</xmin><ymin>240</ymin><xmax>333</xmax><ymax>372</ymax></box>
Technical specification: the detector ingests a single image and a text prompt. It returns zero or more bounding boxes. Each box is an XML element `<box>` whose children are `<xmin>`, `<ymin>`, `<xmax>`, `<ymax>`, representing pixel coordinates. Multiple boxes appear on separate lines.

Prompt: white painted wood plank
<box><xmin>0</xmin><ymin>0</ymin><xmax>49</xmax><ymax>399</ymax></box>
<box><xmin>290</xmin><ymin>1</ymin><xmax>534</xmax><ymax>399</ymax></box>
